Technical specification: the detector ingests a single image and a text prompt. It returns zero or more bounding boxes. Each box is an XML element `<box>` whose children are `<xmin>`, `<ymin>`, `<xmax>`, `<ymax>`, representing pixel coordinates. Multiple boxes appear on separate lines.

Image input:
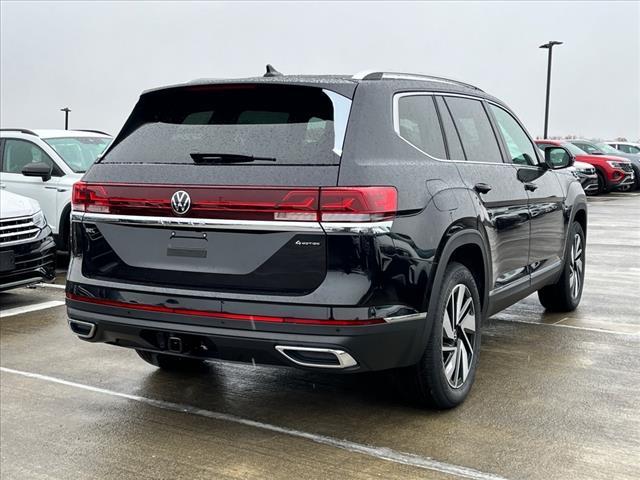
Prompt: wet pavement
<box><xmin>1</xmin><ymin>192</ymin><xmax>639</xmax><ymax>480</ymax></box>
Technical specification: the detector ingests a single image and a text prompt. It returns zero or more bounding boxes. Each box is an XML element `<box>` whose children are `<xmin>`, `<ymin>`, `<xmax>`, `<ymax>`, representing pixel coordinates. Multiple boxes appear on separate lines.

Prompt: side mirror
<box><xmin>21</xmin><ymin>162</ymin><xmax>52</xmax><ymax>182</ymax></box>
<box><xmin>544</xmin><ymin>147</ymin><xmax>574</xmax><ymax>170</ymax></box>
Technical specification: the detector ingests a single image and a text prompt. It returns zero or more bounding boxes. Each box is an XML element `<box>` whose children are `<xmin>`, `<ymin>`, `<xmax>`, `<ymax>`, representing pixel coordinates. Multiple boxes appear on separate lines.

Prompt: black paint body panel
<box><xmin>67</xmin><ymin>75</ymin><xmax>587</xmax><ymax>372</ymax></box>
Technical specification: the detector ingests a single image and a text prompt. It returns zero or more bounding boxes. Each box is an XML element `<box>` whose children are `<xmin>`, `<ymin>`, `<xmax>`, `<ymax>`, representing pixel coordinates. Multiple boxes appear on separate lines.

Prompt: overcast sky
<box><xmin>1</xmin><ymin>1</ymin><xmax>638</xmax><ymax>140</ymax></box>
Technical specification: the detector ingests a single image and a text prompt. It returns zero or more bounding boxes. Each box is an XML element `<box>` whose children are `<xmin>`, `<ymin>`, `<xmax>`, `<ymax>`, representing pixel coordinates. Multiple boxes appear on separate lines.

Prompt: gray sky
<box><xmin>1</xmin><ymin>1</ymin><xmax>638</xmax><ymax>140</ymax></box>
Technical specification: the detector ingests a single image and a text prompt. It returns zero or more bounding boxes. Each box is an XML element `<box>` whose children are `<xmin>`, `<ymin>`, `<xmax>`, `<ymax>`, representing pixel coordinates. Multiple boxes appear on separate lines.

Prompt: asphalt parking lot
<box><xmin>1</xmin><ymin>192</ymin><xmax>638</xmax><ymax>480</ymax></box>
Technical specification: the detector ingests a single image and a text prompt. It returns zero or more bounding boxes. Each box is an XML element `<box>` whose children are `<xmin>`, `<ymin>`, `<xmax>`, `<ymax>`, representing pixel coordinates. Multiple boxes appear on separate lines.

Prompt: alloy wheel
<box><xmin>569</xmin><ymin>233</ymin><xmax>584</xmax><ymax>299</ymax></box>
<box><xmin>442</xmin><ymin>284</ymin><xmax>476</xmax><ymax>389</ymax></box>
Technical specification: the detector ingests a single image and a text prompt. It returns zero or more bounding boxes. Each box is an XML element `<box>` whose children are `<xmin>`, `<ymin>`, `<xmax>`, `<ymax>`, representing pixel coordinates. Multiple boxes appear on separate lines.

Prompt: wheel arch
<box><xmin>573</xmin><ymin>206</ymin><xmax>587</xmax><ymax>238</ymax></box>
<box><xmin>427</xmin><ymin>228</ymin><xmax>490</xmax><ymax>320</ymax></box>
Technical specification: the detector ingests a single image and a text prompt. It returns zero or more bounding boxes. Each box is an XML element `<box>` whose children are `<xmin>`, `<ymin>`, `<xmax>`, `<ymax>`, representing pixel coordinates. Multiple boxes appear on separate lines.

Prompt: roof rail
<box><xmin>75</xmin><ymin>129</ymin><xmax>111</xmax><ymax>136</ymax></box>
<box><xmin>352</xmin><ymin>71</ymin><xmax>483</xmax><ymax>92</ymax></box>
<box><xmin>0</xmin><ymin>128</ymin><xmax>39</xmax><ymax>136</ymax></box>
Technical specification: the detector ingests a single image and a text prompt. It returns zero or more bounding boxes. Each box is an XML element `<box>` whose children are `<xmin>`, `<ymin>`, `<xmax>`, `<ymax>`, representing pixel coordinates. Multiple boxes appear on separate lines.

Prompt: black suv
<box><xmin>66</xmin><ymin>70</ymin><xmax>587</xmax><ymax>408</ymax></box>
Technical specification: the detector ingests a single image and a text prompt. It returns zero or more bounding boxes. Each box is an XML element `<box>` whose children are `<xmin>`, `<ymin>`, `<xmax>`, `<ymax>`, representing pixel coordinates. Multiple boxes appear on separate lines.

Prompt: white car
<box><xmin>0</xmin><ymin>190</ymin><xmax>56</xmax><ymax>290</ymax></box>
<box><xmin>605</xmin><ymin>141</ymin><xmax>640</xmax><ymax>155</ymax></box>
<box><xmin>0</xmin><ymin>129</ymin><xmax>112</xmax><ymax>250</ymax></box>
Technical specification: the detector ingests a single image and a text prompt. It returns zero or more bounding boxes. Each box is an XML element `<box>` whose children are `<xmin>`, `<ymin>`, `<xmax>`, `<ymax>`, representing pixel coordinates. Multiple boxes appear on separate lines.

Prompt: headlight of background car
<box><xmin>32</xmin><ymin>210</ymin><xmax>47</xmax><ymax>229</ymax></box>
<box><xmin>606</xmin><ymin>160</ymin><xmax>623</xmax><ymax>169</ymax></box>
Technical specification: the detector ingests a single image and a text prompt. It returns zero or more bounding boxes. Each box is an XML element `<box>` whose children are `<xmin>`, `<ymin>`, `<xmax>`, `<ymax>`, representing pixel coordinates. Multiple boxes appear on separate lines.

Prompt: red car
<box><xmin>535</xmin><ymin>140</ymin><xmax>635</xmax><ymax>194</ymax></box>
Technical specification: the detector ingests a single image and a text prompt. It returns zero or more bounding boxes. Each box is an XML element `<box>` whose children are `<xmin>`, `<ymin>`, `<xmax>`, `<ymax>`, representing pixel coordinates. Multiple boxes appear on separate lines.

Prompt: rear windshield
<box><xmin>102</xmin><ymin>84</ymin><xmax>352</xmax><ymax>165</ymax></box>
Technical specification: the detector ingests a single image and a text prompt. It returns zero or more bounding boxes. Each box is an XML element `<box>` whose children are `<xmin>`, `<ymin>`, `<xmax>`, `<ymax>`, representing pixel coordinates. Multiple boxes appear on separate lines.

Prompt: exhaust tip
<box><xmin>275</xmin><ymin>345</ymin><xmax>357</xmax><ymax>369</ymax></box>
<box><xmin>68</xmin><ymin>319</ymin><xmax>96</xmax><ymax>339</ymax></box>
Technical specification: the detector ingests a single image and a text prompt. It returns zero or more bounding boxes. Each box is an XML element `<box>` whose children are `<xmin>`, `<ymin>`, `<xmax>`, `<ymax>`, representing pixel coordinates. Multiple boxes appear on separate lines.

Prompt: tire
<box><xmin>136</xmin><ymin>350</ymin><xmax>209</xmax><ymax>372</ymax></box>
<box><xmin>538</xmin><ymin>221</ymin><xmax>585</xmax><ymax>312</ymax></box>
<box><xmin>398</xmin><ymin>262</ymin><xmax>482</xmax><ymax>409</ymax></box>
<box><xmin>595</xmin><ymin>171</ymin><xmax>608</xmax><ymax>195</ymax></box>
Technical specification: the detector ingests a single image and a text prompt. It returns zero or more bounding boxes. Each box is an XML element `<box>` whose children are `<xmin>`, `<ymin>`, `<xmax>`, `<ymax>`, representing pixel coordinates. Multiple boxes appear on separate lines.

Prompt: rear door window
<box><xmin>444</xmin><ymin>97</ymin><xmax>503</xmax><ymax>163</ymax></box>
<box><xmin>102</xmin><ymin>84</ymin><xmax>352</xmax><ymax>165</ymax></box>
<box><xmin>396</xmin><ymin>95</ymin><xmax>446</xmax><ymax>158</ymax></box>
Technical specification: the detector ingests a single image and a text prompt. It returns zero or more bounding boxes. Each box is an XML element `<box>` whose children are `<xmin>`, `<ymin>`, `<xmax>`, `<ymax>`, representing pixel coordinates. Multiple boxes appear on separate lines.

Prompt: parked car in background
<box><xmin>570</xmin><ymin>160</ymin><xmax>599</xmax><ymax>195</ymax></box>
<box><xmin>67</xmin><ymin>70</ymin><xmax>587</xmax><ymax>409</ymax></box>
<box><xmin>539</xmin><ymin>145</ymin><xmax>598</xmax><ymax>195</ymax></box>
<box><xmin>0</xmin><ymin>190</ymin><xmax>56</xmax><ymax>291</ymax></box>
<box><xmin>568</xmin><ymin>139</ymin><xmax>640</xmax><ymax>190</ymax></box>
<box><xmin>0</xmin><ymin>129</ymin><xmax>112</xmax><ymax>251</ymax></box>
<box><xmin>536</xmin><ymin>140</ymin><xmax>634</xmax><ymax>194</ymax></box>
<box><xmin>606</xmin><ymin>141</ymin><xmax>640</xmax><ymax>155</ymax></box>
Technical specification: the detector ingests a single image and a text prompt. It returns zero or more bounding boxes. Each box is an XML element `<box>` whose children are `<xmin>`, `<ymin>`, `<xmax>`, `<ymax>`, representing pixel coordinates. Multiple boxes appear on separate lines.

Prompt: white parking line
<box><xmin>495</xmin><ymin>317</ymin><xmax>639</xmax><ymax>337</ymax></box>
<box><xmin>35</xmin><ymin>283</ymin><xmax>66</xmax><ymax>290</ymax></box>
<box><xmin>0</xmin><ymin>301</ymin><xmax>65</xmax><ymax>318</ymax></box>
<box><xmin>0</xmin><ymin>366</ymin><xmax>509</xmax><ymax>480</ymax></box>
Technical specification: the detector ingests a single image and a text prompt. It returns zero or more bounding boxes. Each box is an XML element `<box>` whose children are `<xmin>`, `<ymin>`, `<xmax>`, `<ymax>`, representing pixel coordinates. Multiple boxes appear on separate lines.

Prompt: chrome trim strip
<box><xmin>75</xmin><ymin>212</ymin><xmax>323</xmax><ymax>232</ymax></box>
<box><xmin>530</xmin><ymin>260</ymin><xmax>563</xmax><ymax>280</ymax></box>
<box><xmin>392</xmin><ymin>91</ymin><xmax>541</xmax><ymax>167</ymax></box>
<box><xmin>275</xmin><ymin>346</ymin><xmax>357</xmax><ymax>369</ymax></box>
<box><xmin>0</xmin><ymin>227</ymin><xmax>40</xmax><ymax>239</ymax></box>
<box><xmin>489</xmin><ymin>274</ymin><xmax>530</xmax><ymax>297</ymax></box>
<box><xmin>0</xmin><ymin>221</ymin><xmax>36</xmax><ymax>231</ymax></box>
<box><xmin>73</xmin><ymin>212</ymin><xmax>393</xmax><ymax>234</ymax></box>
<box><xmin>0</xmin><ymin>215</ymin><xmax>34</xmax><ymax>224</ymax></box>
<box><xmin>383</xmin><ymin>312</ymin><xmax>427</xmax><ymax>323</ymax></box>
<box><xmin>68</xmin><ymin>319</ymin><xmax>96</xmax><ymax>339</ymax></box>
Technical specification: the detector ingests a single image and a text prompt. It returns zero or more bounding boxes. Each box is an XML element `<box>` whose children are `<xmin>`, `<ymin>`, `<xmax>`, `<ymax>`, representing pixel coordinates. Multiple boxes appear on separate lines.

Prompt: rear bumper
<box><xmin>66</xmin><ymin>301</ymin><xmax>428</xmax><ymax>372</ymax></box>
<box><xmin>0</xmin><ymin>229</ymin><xmax>56</xmax><ymax>291</ymax></box>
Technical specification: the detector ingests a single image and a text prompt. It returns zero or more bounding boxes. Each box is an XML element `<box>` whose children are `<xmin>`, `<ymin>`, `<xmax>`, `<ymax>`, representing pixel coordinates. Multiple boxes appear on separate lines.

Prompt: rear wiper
<box><xmin>190</xmin><ymin>153</ymin><xmax>277</xmax><ymax>164</ymax></box>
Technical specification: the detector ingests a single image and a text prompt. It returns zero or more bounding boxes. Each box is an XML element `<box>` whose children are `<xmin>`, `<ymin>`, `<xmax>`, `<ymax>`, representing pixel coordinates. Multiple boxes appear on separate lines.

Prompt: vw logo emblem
<box><xmin>171</xmin><ymin>190</ymin><xmax>191</xmax><ymax>215</ymax></box>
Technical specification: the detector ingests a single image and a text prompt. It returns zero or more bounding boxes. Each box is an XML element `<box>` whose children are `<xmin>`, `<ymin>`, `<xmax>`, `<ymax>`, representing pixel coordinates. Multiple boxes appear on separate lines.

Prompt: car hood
<box><xmin>575</xmin><ymin>154</ymin><xmax>631</xmax><ymax>164</ymax></box>
<box><xmin>0</xmin><ymin>190</ymin><xmax>40</xmax><ymax>219</ymax></box>
<box><xmin>573</xmin><ymin>160</ymin><xmax>595</xmax><ymax>170</ymax></box>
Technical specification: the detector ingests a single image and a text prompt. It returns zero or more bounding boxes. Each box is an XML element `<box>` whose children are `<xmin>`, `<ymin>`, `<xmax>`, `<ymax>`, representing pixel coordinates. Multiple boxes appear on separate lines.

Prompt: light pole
<box><xmin>60</xmin><ymin>107</ymin><xmax>71</xmax><ymax>130</ymax></box>
<box><xmin>539</xmin><ymin>41</ymin><xmax>563</xmax><ymax>139</ymax></box>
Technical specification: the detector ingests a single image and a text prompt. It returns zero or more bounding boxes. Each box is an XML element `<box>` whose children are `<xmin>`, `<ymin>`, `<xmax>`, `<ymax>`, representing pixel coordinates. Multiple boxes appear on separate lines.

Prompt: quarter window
<box><xmin>489</xmin><ymin>105</ymin><xmax>538</xmax><ymax>166</ymax></box>
<box><xmin>2</xmin><ymin>139</ymin><xmax>61</xmax><ymax>176</ymax></box>
<box><xmin>397</xmin><ymin>95</ymin><xmax>446</xmax><ymax>158</ymax></box>
<box><xmin>444</xmin><ymin>97</ymin><xmax>502</xmax><ymax>163</ymax></box>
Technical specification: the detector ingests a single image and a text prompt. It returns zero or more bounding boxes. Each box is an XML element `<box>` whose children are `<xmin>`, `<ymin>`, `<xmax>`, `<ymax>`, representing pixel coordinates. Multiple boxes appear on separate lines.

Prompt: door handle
<box><xmin>474</xmin><ymin>183</ymin><xmax>492</xmax><ymax>194</ymax></box>
<box><xmin>44</xmin><ymin>186</ymin><xmax>69</xmax><ymax>192</ymax></box>
<box><xmin>524</xmin><ymin>183</ymin><xmax>538</xmax><ymax>192</ymax></box>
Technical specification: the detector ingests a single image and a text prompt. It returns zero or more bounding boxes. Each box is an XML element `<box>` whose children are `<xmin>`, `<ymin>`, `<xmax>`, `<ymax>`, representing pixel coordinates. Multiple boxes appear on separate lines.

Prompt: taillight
<box><xmin>72</xmin><ymin>183</ymin><xmax>397</xmax><ymax>223</ymax></box>
<box><xmin>319</xmin><ymin>187</ymin><xmax>397</xmax><ymax>222</ymax></box>
<box><xmin>72</xmin><ymin>181</ymin><xmax>90</xmax><ymax>212</ymax></box>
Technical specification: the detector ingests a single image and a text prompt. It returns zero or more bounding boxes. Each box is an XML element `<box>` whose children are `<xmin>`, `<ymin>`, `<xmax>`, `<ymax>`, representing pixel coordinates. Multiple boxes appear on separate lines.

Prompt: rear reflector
<box><xmin>72</xmin><ymin>182</ymin><xmax>396</xmax><ymax>223</ymax></box>
<box><xmin>66</xmin><ymin>292</ymin><xmax>385</xmax><ymax>326</ymax></box>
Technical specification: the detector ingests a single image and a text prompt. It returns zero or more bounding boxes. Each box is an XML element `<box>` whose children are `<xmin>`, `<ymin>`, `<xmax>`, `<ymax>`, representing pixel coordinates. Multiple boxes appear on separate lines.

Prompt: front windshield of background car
<box><xmin>596</xmin><ymin>142</ymin><xmax>625</xmax><ymax>155</ymax></box>
<box><xmin>572</xmin><ymin>141</ymin><xmax>601</xmax><ymax>155</ymax></box>
<box><xmin>561</xmin><ymin>142</ymin><xmax>586</xmax><ymax>156</ymax></box>
<box><xmin>44</xmin><ymin>137</ymin><xmax>112</xmax><ymax>173</ymax></box>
